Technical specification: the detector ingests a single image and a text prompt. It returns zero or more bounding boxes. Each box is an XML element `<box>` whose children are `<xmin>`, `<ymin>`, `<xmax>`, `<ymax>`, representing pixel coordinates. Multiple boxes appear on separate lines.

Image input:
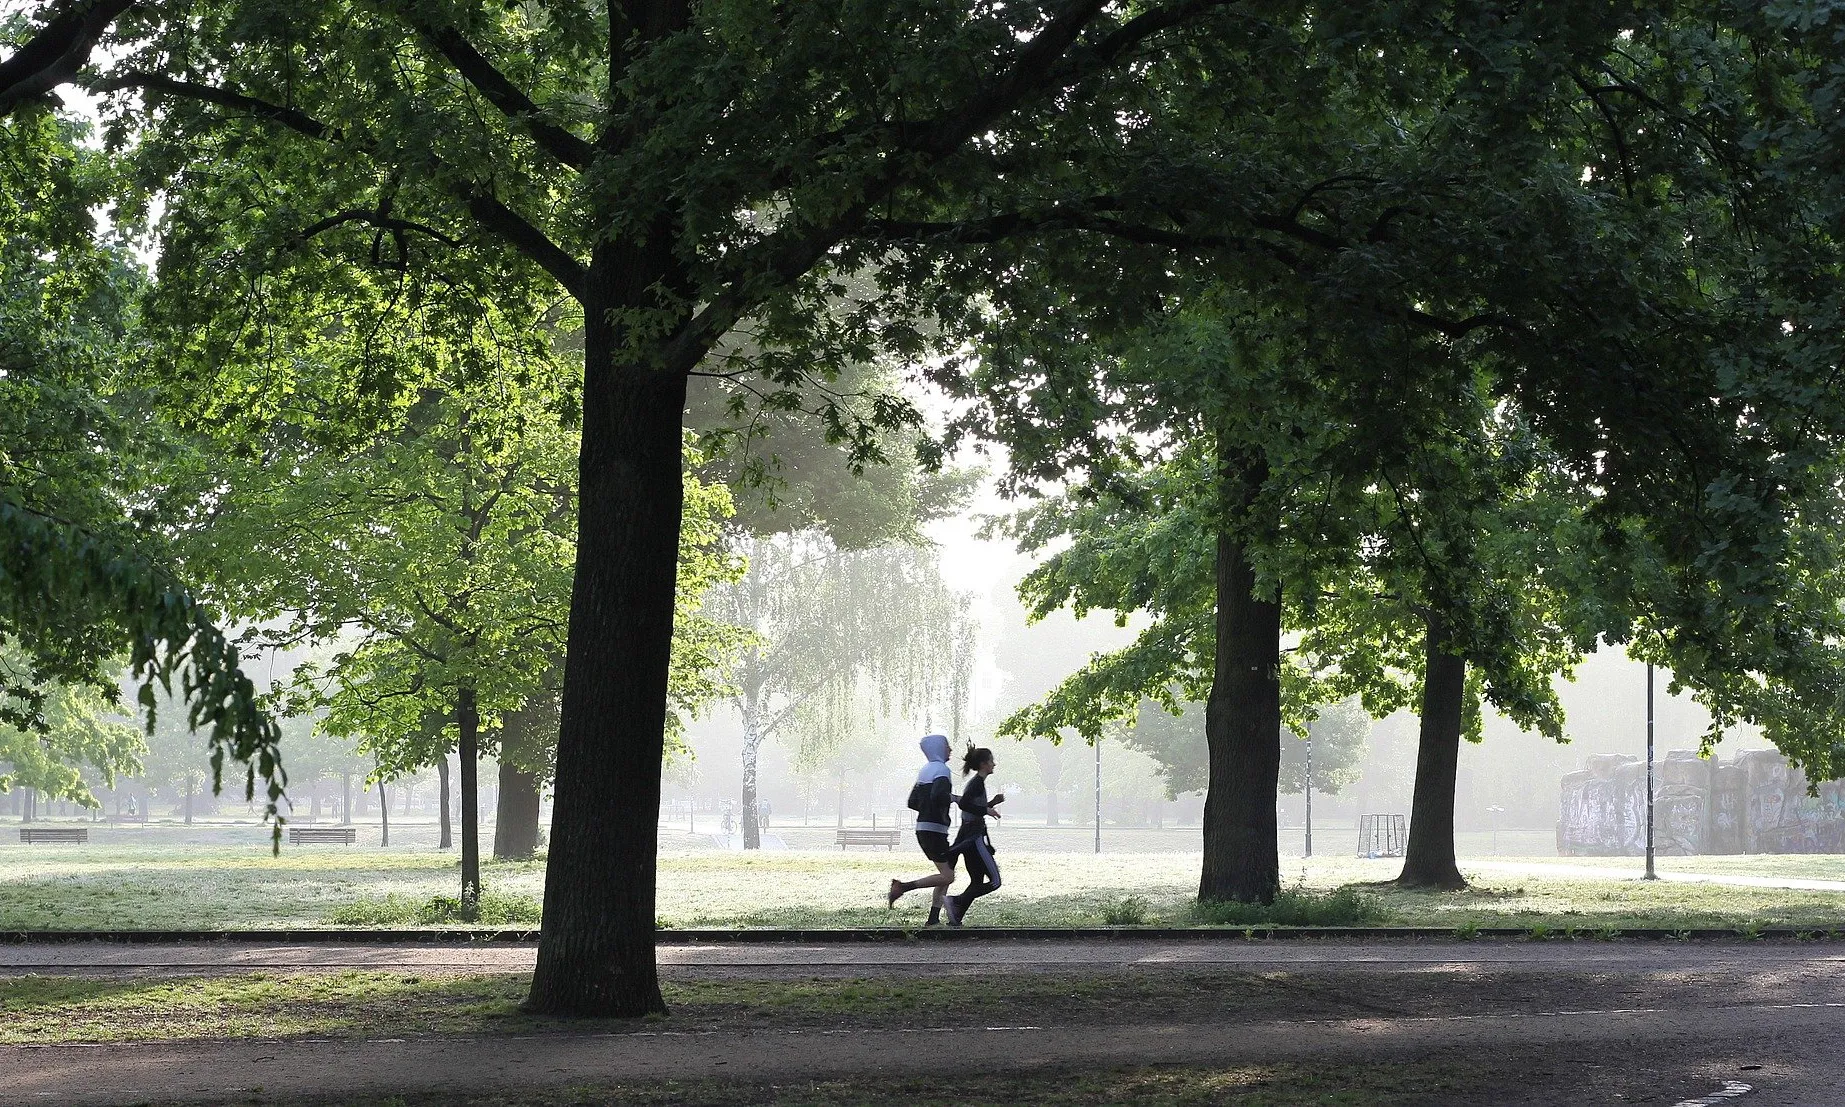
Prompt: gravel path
<box><xmin>5</xmin><ymin>936</ymin><xmax>1845</xmax><ymax>976</ymax></box>
<box><xmin>10</xmin><ymin>938</ymin><xmax>1845</xmax><ymax>1104</ymax></box>
<box><xmin>7</xmin><ymin>997</ymin><xmax>1833</xmax><ymax>1105</ymax></box>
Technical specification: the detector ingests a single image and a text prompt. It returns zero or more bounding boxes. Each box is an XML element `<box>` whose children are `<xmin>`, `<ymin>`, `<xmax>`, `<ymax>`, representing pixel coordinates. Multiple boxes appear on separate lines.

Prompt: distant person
<box><xmin>888</xmin><ymin>733</ymin><xmax>957</xmax><ymax>925</ymax></box>
<box><xmin>945</xmin><ymin>745</ymin><xmax>1004</xmax><ymax>926</ymax></box>
<box><xmin>721</xmin><ymin>803</ymin><xmax>734</xmax><ymax>836</ymax></box>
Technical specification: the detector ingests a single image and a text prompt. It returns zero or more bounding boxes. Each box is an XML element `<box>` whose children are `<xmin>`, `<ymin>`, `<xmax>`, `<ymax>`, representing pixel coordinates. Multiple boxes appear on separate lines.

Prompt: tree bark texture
<box><xmin>527</xmin><ymin>280</ymin><xmax>688</xmax><ymax>1017</ymax></box>
<box><xmin>494</xmin><ymin>698</ymin><xmax>549</xmax><ymax>860</ymax></box>
<box><xmin>0</xmin><ymin>0</ymin><xmax>137</xmax><ymax>117</ymax></box>
<box><xmin>495</xmin><ymin>761</ymin><xmax>542</xmax><ymax>859</ymax></box>
<box><xmin>1198</xmin><ymin>454</ymin><xmax>1282</xmax><ymax>905</ymax></box>
<box><xmin>438</xmin><ymin>756</ymin><xmax>453</xmax><ymax>850</ymax></box>
<box><xmin>458</xmin><ymin>686</ymin><xmax>481</xmax><ymax>912</ymax></box>
<box><xmin>1398</xmin><ymin>618</ymin><xmax>1469</xmax><ymax>889</ymax></box>
<box><xmin>740</xmin><ymin>707</ymin><xmax>762</xmax><ymax>850</ymax></box>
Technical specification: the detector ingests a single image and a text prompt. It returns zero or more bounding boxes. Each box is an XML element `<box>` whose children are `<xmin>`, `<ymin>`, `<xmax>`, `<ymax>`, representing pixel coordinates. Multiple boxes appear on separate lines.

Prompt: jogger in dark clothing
<box><xmin>946</xmin><ymin>746</ymin><xmax>1004</xmax><ymax>926</ymax></box>
<box><xmin>888</xmin><ymin>734</ymin><xmax>958</xmax><ymax>925</ymax></box>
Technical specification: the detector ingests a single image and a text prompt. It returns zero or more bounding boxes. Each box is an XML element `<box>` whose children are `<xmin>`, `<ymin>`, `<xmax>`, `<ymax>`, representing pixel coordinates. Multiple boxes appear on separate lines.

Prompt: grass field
<box><xmin>5</xmin><ymin>836</ymin><xmax>1845</xmax><ymax>931</ymax></box>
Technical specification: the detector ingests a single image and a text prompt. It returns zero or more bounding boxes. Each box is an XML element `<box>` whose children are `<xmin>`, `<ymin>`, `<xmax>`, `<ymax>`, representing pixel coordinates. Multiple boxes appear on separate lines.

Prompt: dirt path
<box><xmin>11</xmin><ymin>939</ymin><xmax>1845</xmax><ymax>1104</ymax></box>
<box><xmin>8</xmin><ymin>998</ymin><xmax>1833</xmax><ymax>1105</ymax></box>
<box><xmin>6</xmin><ymin>936</ymin><xmax>1845</xmax><ymax>976</ymax></box>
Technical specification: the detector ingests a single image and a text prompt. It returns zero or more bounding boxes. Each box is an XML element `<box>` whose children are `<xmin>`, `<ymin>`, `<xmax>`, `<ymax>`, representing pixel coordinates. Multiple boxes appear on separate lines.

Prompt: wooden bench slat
<box><xmin>288</xmin><ymin>826</ymin><xmax>357</xmax><ymax>844</ymax></box>
<box><xmin>19</xmin><ymin>828</ymin><xmax>88</xmax><ymax>844</ymax></box>
<box><xmin>835</xmin><ymin>828</ymin><xmax>902</xmax><ymax>850</ymax></box>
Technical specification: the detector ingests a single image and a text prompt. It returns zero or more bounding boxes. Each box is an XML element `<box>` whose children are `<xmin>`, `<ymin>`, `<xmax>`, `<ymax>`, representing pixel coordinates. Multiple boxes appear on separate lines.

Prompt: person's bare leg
<box><xmin>926</xmin><ymin>858</ymin><xmax>954</xmax><ymax>924</ymax></box>
<box><xmin>889</xmin><ymin>860</ymin><xmax>954</xmax><ymax>907</ymax></box>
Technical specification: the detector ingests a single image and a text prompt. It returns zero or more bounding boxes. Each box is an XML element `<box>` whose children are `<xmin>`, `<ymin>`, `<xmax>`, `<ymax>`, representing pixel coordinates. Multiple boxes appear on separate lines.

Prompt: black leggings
<box><xmin>950</xmin><ymin>835</ymin><xmax>1001</xmax><ymax>915</ymax></box>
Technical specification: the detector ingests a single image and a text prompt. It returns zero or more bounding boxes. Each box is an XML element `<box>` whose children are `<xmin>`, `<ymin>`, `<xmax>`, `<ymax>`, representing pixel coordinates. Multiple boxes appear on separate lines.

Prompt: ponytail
<box><xmin>962</xmin><ymin>745</ymin><xmax>992</xmax><ymax>775</ymax></box>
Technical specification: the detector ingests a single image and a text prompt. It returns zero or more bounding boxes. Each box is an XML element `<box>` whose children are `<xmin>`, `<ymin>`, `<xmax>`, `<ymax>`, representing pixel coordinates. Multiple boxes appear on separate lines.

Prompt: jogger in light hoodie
<box><xmin>887</xmin><ymin>733</ymin><xmax>957</xmax><ymax>926</ymax></box>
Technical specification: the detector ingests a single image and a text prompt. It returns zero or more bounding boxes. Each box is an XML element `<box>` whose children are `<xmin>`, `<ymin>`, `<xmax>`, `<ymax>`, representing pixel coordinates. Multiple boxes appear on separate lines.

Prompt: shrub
<box><xmin>326</xmin><ymin>894</ymin><xmax>417</xmax><ymax>926</ymax></box>
<box><xmin>325</xmin><ymin>890</ymin><xmax>542</xmax><ymax>926</ymax></box>
<box><xmin>1102</xmin><ymin>896</ymin><xmax>1150</xmax><ymax>926</ymax></box>
<box><xmin>417</xmin><ymin>891</ymin><xmax>542</xmax><ymax>925</ymax></box>
<box><xmin>1193</xmin><ymin>887</ymin><xmax>1385</xmax><ymax>928</ymax></box>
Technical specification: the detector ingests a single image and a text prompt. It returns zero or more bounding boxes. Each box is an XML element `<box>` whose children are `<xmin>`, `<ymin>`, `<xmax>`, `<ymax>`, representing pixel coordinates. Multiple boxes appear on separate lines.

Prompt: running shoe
<box><xmin>887</xmin><ymin>879</ymin><xmax>903</xmax><ymax>908</ymax></box>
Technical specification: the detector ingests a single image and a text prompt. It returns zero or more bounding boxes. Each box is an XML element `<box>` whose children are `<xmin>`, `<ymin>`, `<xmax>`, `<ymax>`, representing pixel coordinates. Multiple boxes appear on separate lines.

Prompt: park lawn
<box><xmin>1486</xmin><ymin>854</ymin><xmax>1845</xmax><ymax>881</ymax></box>
<box><xmin>4</xmin><ymin>845</ymin><xmax>1845</xmax><ymax>930</ymax></box>
<box><xmin>0</xmin><ymin>844</ymin><xmax>544</xmax><ymax>929</ymax></box>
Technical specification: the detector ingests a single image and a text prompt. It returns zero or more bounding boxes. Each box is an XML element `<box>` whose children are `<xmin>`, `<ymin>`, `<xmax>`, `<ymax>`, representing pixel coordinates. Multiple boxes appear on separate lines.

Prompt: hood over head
<box><xmin>916</xmin><ymin>733</ymin><xmax>952</xmax><ymax>785</ymax></box>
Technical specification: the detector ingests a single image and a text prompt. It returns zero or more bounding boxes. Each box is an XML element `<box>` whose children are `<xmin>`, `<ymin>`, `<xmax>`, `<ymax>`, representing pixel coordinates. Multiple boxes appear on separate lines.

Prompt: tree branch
<box><xmin>296</xmin><ymin>209</ymin><xmax>461</xmax><ymax>248</ymax></box>
<box><xmin>0</xmin><ymin>0</ymin><xmax>137</xmax><ymax>117</ymax></box>
<box><xmin>405</xmin><ymin>16</ymin><xmax>595</xmax><ymax>171</ymax></box>
<box><xmin>462</xmin><ymin>191</ymin><xmax>588</xmax><ymax>298</ymax></box>
<box><xmin>94</xmin><ymin>70</ymin><xmax>341</xmax><ymax>141</ymax></box>
<box><xmin>95</xmin><ymin>70</ymin><xmax>589</xmax><ymax>299</ymax></box>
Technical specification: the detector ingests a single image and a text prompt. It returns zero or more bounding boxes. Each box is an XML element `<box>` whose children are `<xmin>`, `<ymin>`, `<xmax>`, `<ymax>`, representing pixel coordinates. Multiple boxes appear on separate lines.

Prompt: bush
<box><xmin>1192</xmin><ymin>886</ymin><xmax>1385</xmax><ymax>928</ymax></box>
<box><xmin>417</xmin><ymin>891</ymin><xmax>542</xmax><ymax>925</ymax></box>
<box><xmin>326</xmin><ymin>894</ymin><xmax>418</xmax><ymax>926</ymax></box>
<box><xmin>1102</xmin><ymin>896</ymin><xmax>1150</xmax><ymax>926</ymax></box>
<box><xmin>325</xmin><ymin>890</ymin><xmax>542</xmax><ymax>926</ymax></box>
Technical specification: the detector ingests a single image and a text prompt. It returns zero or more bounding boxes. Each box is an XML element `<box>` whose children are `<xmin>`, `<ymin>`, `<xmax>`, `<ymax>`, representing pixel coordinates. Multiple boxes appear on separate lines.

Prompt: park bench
<box><xmin>19</xmin><ymin>827</ymin><xmax>87</xmax><ymax>844</ymax></box>
<box><xmin>288</xmin><ymin>826</ymin><xmax>357</xmax><ymax>845</ymax></box>
<box><xmin>835</xmin><ymin>827</ymin><xmax>902</xmax><ymax>851</ymax></box>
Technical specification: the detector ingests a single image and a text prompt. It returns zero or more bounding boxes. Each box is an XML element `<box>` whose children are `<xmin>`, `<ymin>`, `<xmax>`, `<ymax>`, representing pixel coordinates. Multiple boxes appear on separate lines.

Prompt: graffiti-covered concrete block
<box><xmin>1558</xmin><ymin>755</ymin><xmax>1639</xmax><ymax>856</ymax></box>
<box><xmin>1560</xmin><ymin>748</ymin><xmax>1845</xmax><ymax>856</ymax></box>
<box><xmin>1708</xmin><ymin>762</ymin><xmax>1743</xmax><ymax>855</ymax></box>
<box><xmin>1658</xmin><ymin>751</ymin><xmax>1708</xmax><ymax>855</ymax></box>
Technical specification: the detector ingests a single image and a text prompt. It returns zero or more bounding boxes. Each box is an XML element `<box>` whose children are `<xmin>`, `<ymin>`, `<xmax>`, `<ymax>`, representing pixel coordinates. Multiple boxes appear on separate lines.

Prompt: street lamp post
<box><xmin>1304</xmin><ymin>731</ymin><xmax>1314</xmax><ymax>859</ymax></box>
<box><xmin>1644</xmin><ymin>661</ymin><xmax>1658</xmax><ymax>881</ymax></box>
<box><xmin>1094</xmin><ymin>737</ymin><xmax>1102</xmax><ymax>855</ymax></box>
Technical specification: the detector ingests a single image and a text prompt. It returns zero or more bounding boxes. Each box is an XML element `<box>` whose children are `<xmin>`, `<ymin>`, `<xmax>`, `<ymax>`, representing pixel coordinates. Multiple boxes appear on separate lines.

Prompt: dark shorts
<box><xmin>916</xmin><ymin>830</ymin><xmax>952</xmax><ymax>863</ymax></box>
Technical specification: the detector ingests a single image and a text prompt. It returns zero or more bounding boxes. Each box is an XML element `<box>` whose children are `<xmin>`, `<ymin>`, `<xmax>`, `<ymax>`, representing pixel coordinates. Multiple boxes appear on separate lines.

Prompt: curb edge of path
<box><xmin>3</xmin><ymin>926</ymin><xmax>1844</xmax><ymax>945</ymax></box>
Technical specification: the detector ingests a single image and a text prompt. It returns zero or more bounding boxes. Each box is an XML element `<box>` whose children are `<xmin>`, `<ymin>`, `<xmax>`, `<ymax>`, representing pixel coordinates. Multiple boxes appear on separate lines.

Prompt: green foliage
<box><xmin>1192</xmin><ymin>888</ymin><xmax>1386</xmax><ymax>928</ymax></box>
<box><xmin>0</xmin><ymin>102</ymin><xmax>281</xmax><ymax>821</ymax></box>
<box><xmin>715</xmin><ymin>533</ymin><xmax>974</xmax><ymax>761</ymax></box>
<box><xmin>1279</xmin><ymin>700</ymin><xmax>1370</xmax><ymax>798</ymax></box>
<box><xmin>185</xmin><ymin>282</ymin><xmax>745</xmax><ymax>783</ymax></box>
<box><xmin>325</xmin><ymin>890</ymin><xmax>542</xmax><ymax>927</ymax></box>
<box><xmin>1100</xmin><ymin>895</ymin><xmax>1150</xmax><ymax>926</ymax></box>
<box><xmin>0</xmin><ymin>649</ymin><xmax>139</xmax><ymax>805</ymax></box>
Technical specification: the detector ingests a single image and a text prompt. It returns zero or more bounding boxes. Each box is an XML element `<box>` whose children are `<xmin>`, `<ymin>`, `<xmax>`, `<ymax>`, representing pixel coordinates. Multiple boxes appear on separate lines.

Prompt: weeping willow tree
<box><xmin>710</xmin><ymin>533</ymin><xmax>975</xmax><ymax>848</ymax></box>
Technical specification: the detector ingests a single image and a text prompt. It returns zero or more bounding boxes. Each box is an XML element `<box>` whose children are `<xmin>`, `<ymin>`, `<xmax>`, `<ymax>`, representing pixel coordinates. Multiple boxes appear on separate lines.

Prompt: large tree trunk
<box><xmin>527</xmin><ymin>282</ymin><xmax>688</xmax><ymax>1017</ymax></box>
<box><xmin>1198</xmin><ymin>453</ymin><xmax>1283</xmax><ymax>905</ymax></box>
<box><xmin>458</xmin><ymin>686</ymin><xmax>482</xmax><ymax>913</ymax></box>
<box><xmin>437</xmin><ymin>757</ymin><xmax>453</xmax><ymax>850</ymax></box>
<box><xmin>495</xmin><ymin>690</ymin><xmax>556</xmax><ymax>860</ymax></box>
<box><xmin>495</xmin><ymin>761</ymin><xmax>542</xmax><ymax>860</ymax></box>
<box><xmin>1397</xmin><ymin>618</ymin><xmax>1469</xmax><ymax>889</ymax></box>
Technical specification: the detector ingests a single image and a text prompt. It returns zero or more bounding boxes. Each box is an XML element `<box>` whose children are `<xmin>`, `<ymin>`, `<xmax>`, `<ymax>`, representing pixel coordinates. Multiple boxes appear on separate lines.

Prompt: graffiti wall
<box><xmin>1558</xmin><ymin>749</ymin><xmax>1845</xmax><ymax>856</ymax></box>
